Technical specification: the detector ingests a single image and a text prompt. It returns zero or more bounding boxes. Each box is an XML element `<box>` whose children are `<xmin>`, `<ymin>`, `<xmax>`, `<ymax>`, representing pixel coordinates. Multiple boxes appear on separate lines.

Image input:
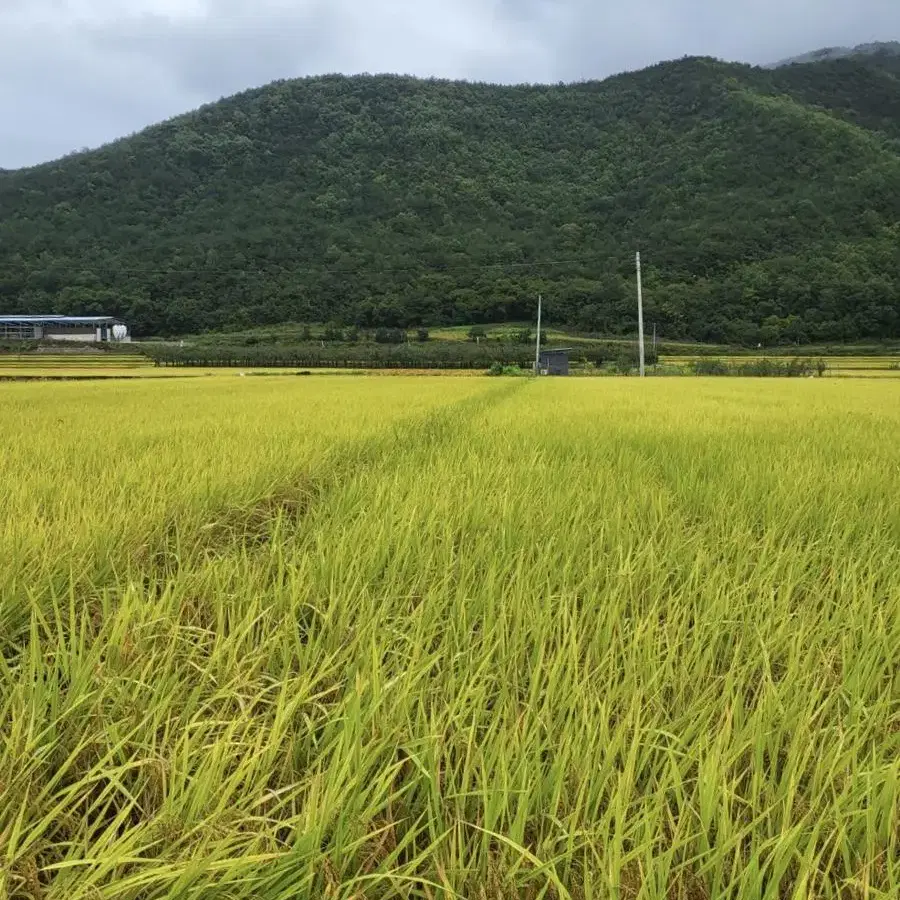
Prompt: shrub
<box><xmin>468</xmin><ymin>326</ymin><xmax>487</xmax><ymax>342</ymax></box>
<box><xmin>416</xmin><ymin>328</ymin><xmax>430</xmax><ymax>342</ymax></box>
<box><xmin>737</xmin><ymin>358</ymin><xmax>814</xmax><ymax>377</ymax></box>
<box><xmin>691</xmin><ymin>358</ymin><xmax>730</xmax><ymax>376</ymax></box>
<box><xmin>374</xmin><ymin>327</ymin><xmax>405</xmax><ymax>344</ymax></box>
<box><xmin>488</xmin><ymin>363</ymin><xmax>525</xmax><ymax>376</ymax></box>
<box><xmin>692</xmin><ymin>358</ymin><xmax>823</xmax><ymax>378</ymax></box>
<box><xmin>322</xmin><ymin>323</ymin><xmax>344</xmax><ymax>342</ymax></box>
<box><xmin>614</xmin><ymin>347</ymin><xmax>659</xmax><ymax>373</ymax></box>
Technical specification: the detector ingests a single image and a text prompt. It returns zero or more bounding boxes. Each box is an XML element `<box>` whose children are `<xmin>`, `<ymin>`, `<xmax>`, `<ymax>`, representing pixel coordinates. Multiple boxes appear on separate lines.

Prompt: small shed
<box><xmin>537</xmin><ymin>348</ymin><xmax>571</xmax><ymax>376</ymax></box>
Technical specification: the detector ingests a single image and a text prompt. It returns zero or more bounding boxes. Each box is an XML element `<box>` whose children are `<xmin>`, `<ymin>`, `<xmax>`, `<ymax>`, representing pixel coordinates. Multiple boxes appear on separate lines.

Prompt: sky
<box><xmin>1</xmin><ymin>0</ymin><xmax>898</xmax><ymax>169</ymax></box>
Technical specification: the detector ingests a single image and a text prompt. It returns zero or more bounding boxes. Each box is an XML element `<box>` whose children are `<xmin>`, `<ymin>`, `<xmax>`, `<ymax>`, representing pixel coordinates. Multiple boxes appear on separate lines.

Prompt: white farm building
<box><xmin>0</xmin><ymin>315</ymin><xmax>131</xmax><ymax>343</ymax></box>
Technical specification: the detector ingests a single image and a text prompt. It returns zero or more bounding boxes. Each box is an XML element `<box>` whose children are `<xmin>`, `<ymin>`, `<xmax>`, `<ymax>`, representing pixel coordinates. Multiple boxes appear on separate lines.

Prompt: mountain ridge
<box><xmin>771</xmin><ymin>41</ymin><xmax>900</xmax><ymax>68</ymax></box>
<box><xmin>6</xmin><ymin>42</ymin><xmax>900</xmax><ymax>174</ymax></box>
<box><xmin>1</xmin><ymin>54</ymin><xmax>899</xmax><ymax>342</ymax></box>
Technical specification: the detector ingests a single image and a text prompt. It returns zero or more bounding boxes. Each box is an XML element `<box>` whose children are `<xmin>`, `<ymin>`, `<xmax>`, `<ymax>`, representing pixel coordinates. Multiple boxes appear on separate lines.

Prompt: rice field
<box><xmin>660</xmin><ymin>356</ymin><xmax>900</xmax><ymax>377</ymax></box>
<box><xmin>0</xmin><ymin>356</ymin><xmax>484</xmax><ymax>379</ymax></box>
<box><xmin>1</xmin><ymin>376</ymin><xmax>899</xmax><ymax>899</ymax></box>
<box><xmin>0</xmin><ymin>354</ymin><xmax>161</xmax><ymax>380</ymax></box>
<box><xmin>2</xmin><ymin>351</ymin><xmax>898</xmax><ymax>380</ymax></box>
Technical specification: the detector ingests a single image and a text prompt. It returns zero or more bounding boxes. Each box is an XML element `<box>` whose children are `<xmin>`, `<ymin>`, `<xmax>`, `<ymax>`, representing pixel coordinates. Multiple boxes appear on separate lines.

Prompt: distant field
<box><xmin>2</xmin><ymin>377</ymin><xmax>899</xmax><ymax>899</ymax></box>
<box><xmin>171</xmin><ymin>323</ymin><xmax>900</xmax><ymax>359</ymax></box>
<box><xmin>0</xmin><ymin>355</ymin><xmax>361</xmax><ymax>379</ymax></box>
<box><xmin>0</xmin><ymin>353</ymin><xmax>156</xmax><ymax>378</ymax></box>
<box><xmin>0</xmin><ymin>353</ymin><xmax>153</xmax><ymax>365</ymax></box>
<box><xmin>662</xmin><ymin>355</ymin><xmax>900</xmax><ymax>376</ymax></box>
<box><xmin>4</xmin><ymin>345</ymin><xmax>900</xmax><ymax>379</ymax></box>
<box><xmin>0</xmin><ymin>366</ymin><xmax>293</xmax><ymax>379</ymax></box>
<box><xmin>0</xmin><ymin>365</ymin><xmax>484</xmax><ymax>380</ymax></box>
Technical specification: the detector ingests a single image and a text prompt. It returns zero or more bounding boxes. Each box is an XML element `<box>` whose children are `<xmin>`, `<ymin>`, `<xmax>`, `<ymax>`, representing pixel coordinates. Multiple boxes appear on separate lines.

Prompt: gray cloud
<box><xmin>1</xmin><ymin>0</ymin><xmax>898</xmax><ymax>169</ymax></box>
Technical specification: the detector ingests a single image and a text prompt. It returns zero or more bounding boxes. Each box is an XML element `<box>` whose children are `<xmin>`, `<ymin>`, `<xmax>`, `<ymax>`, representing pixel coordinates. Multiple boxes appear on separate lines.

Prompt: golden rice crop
<box><xmin>661</xmin><ymin>356</ymin><xmax>900</xmax><ymax>377</ymax></box>
<box><xmin>1</xmin><ymin>376</ymin><xmax>898</xmax><ymax>899</ymax></box>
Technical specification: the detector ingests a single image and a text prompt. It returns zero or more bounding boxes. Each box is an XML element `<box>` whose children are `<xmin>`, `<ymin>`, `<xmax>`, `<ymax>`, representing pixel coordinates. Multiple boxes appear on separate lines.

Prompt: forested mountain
<box><xmin>772</xmin><ymin>42</ymin><xmax>900</xmax><ymax>68</ymax></box>
<box><xmin>2</xmin><ymin>54</ymin><xmax>900</xmax><ymax>342</ymax></box>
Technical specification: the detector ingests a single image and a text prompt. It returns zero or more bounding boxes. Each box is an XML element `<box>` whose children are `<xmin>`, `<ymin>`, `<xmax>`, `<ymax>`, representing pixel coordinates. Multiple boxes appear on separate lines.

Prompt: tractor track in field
<box><xmin>2</xmin><ymin>378</ymin><xmax>530</xmax><ymax>649</ymax></box>
<box><xmin>140</xmin><ymin>379</ymin><xmax>529</xmax><ymax>579</ymax></box>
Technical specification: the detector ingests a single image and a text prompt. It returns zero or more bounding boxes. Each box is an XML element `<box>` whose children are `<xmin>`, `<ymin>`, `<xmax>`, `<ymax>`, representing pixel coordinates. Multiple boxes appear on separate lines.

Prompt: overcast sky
<box><xmin>1</xmin><ymin>0</ymin><xmax>898</xmax><ymax>169</ymax></box>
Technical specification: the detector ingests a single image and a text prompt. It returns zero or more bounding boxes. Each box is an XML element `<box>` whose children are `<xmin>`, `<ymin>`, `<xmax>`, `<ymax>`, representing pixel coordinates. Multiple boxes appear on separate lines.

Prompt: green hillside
<box><xmin>772</xmin><ymin>41</ymin><xmax>900</xmax><ymax>68</ymax></box>
<box><xmin>1</xmin><ymin>55</ymin><xmax>899</xmax><ymax>342</ymax></box>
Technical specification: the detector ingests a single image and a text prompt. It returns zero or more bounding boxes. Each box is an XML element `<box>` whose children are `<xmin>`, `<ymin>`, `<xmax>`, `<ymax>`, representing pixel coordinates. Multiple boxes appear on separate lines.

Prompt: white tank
<box><xmin>112</xmin><ymin>324</ymin><xmax>128</xmax><ymax>341</ymax></box>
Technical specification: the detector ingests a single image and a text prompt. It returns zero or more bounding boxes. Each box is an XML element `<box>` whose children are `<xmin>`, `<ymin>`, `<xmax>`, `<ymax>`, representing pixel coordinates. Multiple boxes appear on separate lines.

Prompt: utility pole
<box><xmin>636</xmin><ymin>252</ymin><xmax>646</xmax><ymax>378</ymax></box>
<box><xmin>534</xmin><ymin>294</ymin><xmax>542</xmax><ymax>375</ymax></box>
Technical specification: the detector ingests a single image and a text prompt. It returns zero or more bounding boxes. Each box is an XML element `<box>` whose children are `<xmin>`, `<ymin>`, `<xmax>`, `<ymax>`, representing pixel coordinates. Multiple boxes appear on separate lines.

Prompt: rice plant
<box><xmin>1</xmin><ymin>376</ymin><xmax>898</xmax><ymax>899</ymax></box>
